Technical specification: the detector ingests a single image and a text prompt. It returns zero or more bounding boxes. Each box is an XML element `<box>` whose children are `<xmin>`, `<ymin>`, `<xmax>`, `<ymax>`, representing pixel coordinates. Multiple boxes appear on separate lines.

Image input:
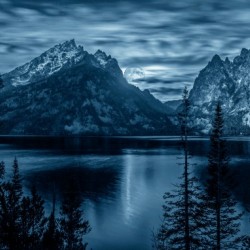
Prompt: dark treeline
<box><xmin>154</xmin><ymin>88</ymin><xmax>250</xmax><ymax>250</ymax></box>
<box><xmin>0</xmin><ymin>158</ymin><xmax>91</xmax><ymax>250</ymax></box>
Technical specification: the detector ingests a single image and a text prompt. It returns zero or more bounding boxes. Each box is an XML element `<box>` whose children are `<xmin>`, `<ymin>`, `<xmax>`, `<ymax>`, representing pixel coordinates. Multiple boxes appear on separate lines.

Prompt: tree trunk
<box><xmin>216</xmin><ymin>140</ymin><xmax>221</xmax><ymax>250</ymax></box>
<box><xmin>184</xmin><ymin>113</ymin><xmax>190</xmax><ymax>250</ymax></box>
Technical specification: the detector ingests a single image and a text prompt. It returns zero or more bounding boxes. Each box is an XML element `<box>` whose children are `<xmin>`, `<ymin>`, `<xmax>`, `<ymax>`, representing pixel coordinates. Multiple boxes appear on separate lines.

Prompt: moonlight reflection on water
<box><xmin>0</xmin><ymin>136</ymin><xmax>249</xmax><ymax>249</ymax></box>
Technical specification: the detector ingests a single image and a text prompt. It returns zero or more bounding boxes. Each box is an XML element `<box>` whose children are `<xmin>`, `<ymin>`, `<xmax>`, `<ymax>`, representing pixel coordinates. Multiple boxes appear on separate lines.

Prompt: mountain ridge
<box><xmin>187</xmin><ymin>48</ymin><xmax>250</xmax><ymax>134</ymax></box>
<box><xmin>0</xmin><ymin>40</ymin><xmax>174</xmax><ymax>135</ymax></box>
<box><xmin>2</xmin><ymin>39</ymin><xmax>124</xmax><ymax>87</ymax></box>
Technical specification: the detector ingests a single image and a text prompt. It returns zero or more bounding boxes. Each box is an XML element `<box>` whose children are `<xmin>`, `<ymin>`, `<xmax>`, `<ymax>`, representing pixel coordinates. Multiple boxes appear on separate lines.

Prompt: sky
<box><xmin>1</xmin><ymin>0</ymin><xmax>250</xmax><ymax>101</ymax></box>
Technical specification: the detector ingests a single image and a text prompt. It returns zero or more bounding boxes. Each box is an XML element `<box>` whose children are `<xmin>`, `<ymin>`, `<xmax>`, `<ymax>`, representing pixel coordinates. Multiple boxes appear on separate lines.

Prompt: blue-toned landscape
<box><xmin>0</xmin><ymin>136</ymin><xmax>249</xmax><ymax>249</ymax></box>
<box><xmin>1</xmin><ymin>1</ymin><xmax>250</xmax><ymax>249</ymax></box>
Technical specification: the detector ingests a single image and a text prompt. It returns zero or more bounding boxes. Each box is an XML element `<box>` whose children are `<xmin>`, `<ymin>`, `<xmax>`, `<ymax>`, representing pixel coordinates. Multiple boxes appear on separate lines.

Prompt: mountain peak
<box><xmin>0</xmin><ymin>41</ymin><xmax>174</xmax><ymax>136</ymax></box>
<box><xmin>211</xmin><ymin>54</ymin><xmax>222</xmax><ymax>64</ymax></box>
<box><xmin>189</xmin><ymin>48</ymin><xmax>250</xmax><ymax>134</ymax></box>
<box><xmin>225</xmin><ymin>57</ymin><xmax>230</xmax><ymax>63</ymax></box>
<box><xmin>95</xmin><ymin>49</ymin><xmax>107</xmax><ymax>57</ymax></box>
<box><xmin>233</xmin><ymin>48</ymin><xmax>250</xmax><ymax>66</ymax></box>
<box><xmin>240</xmin><ymin>48</ymin><xmax>249</xmax><ymax>57</ymax></box>
<box><xmin>93</xmin><ymin>49</ymin><xmax>123</xmax><ymax>78</ymax></box>
<box><xmin>64</xmin><ymin>39</ymin><xmax>76</xmax><ymax>46</ymax></box>
<box><xmin>94</xmin><ymin>49</ymin><xmax>111</xmax><ymax>66</ymax></box>
<box><xmin>47</xmin><ymin>39</ymin><xmax>84</xmax><ymax>55</ymax></box>
<box><xmin>3</xmin><ymin>40</ymin><xmax>125</xmax><ymax>87</ymax></box>
<box><xmin>3</xmin><ymin>40</ymin><xmax>87</xmax><ymax>86</ymax></box>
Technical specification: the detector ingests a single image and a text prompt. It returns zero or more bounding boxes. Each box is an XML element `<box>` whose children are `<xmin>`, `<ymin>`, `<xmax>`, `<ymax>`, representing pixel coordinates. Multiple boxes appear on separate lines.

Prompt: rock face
<box><xmin>3</xmin><ymin>40</ymin><xmax>86</xmax><ymax>86</ymax></box>
<box><xmin>188</xmin><ymin>49</ymin><xmax>250</xmax><ymax>134</ymax></box>
<box><xmin>0</xmin><ymin>40</ymin><xmax>174</xmax><ymax>135</ymax></box>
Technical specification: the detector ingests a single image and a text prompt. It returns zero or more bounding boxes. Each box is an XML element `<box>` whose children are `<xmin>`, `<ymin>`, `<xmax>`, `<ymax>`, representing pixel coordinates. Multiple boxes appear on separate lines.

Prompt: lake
<box><xmin>0</xmin><ymin>136</ymin><xmax>249</xmax><ymax>250</ymax></box>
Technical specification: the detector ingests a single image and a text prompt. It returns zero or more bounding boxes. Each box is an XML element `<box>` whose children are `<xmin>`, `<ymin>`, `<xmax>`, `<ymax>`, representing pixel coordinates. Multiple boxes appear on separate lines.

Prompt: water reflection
<box><xmin>123</xmin><ymin>154</ymin><xmax>133</xmax><ymax>223</ymax></box>
<box><xmin>0</xmin><ymin>136</ymin><xmax>250</xmax><ymax>249</ymax></box>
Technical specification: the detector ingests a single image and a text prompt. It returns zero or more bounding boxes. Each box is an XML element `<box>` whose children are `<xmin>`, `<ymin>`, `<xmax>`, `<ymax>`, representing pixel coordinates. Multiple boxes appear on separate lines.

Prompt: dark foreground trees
<box><xmin>60</xmin><ymin>181</ymin><xmax>91</xmax><ymax>250</ymax></box>
<box><xmin>42</xmin><ymin>191</ymin><xmax>62</xmax><ymax>250</ymax></box>
<box><xmin>202</xmin><ymin>103</ymin><xmax>243</xmax><ymax>249</ymax></box>
<box><xmin>155</xmin><ymin>87</ymin><xmax>205</xmax><ymax>249</ymax></box>
<box><xmin>0</xmin><ymin>159</ymin><xmax>91</xmax><ymax>250</ymax></box>
<box><xmin>155</xmin><ymin>99</ymin><xmax>245</xmax><ymax>249</ymax></box>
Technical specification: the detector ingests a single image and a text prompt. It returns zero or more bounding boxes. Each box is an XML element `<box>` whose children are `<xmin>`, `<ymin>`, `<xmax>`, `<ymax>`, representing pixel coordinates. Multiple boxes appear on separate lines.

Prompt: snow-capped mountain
<box><xmin>3</xmin><ymin>40</ymin><xmax>85</xmax><ymax>86</ymax></box>
<box><xmin>0</xmin><ymin>40</ymin><xmax>174</xmax><ymax>135</ymax></box>
<box><xmin>3</xmin><ymin>40</ymin><xmax>123</xmax><ymax>87</ymax></box>
<box><xmin>188</xmin><ymin>48</ymin><xmax>250</xmax><ymax>134</ymax></box>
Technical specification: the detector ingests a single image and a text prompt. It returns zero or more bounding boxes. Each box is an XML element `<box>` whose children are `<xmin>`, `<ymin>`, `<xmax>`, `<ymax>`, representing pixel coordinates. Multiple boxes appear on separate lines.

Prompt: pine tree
<box><xmin>156</xmin><ymin>178</ymin><xmax>204</xmax><ymax>249</ymax></box>
<box><xmin>0</xmin><ymin>161</ymin><xmax>6</xmax><ymax>248</ymax></box>
<box><xmin>20</xmin><ymin>185</ymin><xmax>47</xmax><ymax>249</ymax></box>
<box><xmin>4</xmin><ymin>158</ymin><xmax>23</xmax><ymax>250</ymax></box>
<box><xmin>20</xmin><ymin>196</ymin><xmax>32</xmax><ymax>249</ymax></box>
<box><xmin>202</xmin><ymin>103</ymin><xmax>243</xmax><ymax>249</ymax></box>
<box><xmin>29</xmin><ymin>185</ymin><xmax>46</xmax><ymax>248</ymax></box>
<box><xmin>179</xmin><ymin>86</ymin><xmax>191</xmax><ymax>249</ymax></box>
<box><xmin>155</xmin><ymin>87</ymin><xmax>204</xmax><ymax>249</ymax></box>
<box><xmin>60</xmin><ymin>181</ymin><xmax>91</xmax><ymax>250</ymax></box>
<box><xmin>42</xmin><ymin>191</ymin><xmax>62</xmax><ymax>250</ymax></box>
<box><xmin>11</xmin><ymin>157</ymin><xmax>23</xmax><ymax>203</ymax></box>
<box><xmin>0</xmin><ymin>160</ymin><xmax>49</xmax><ymax>249</ymax></box>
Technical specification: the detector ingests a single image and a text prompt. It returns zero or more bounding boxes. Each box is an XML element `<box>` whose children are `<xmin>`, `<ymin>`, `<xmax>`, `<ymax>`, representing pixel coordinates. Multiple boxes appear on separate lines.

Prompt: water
<box><xmin>0</xmin><ymin>136</ymin><xmax>250</xmax><ymax>249</ymax></box>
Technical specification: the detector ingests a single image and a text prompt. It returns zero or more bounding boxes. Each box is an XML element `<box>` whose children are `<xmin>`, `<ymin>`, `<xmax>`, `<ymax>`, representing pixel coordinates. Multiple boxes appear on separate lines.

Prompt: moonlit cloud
<box><xmin>1</xmin><ymin>0</ymin><xmax>250</xmax><ymax>101</ymax></box>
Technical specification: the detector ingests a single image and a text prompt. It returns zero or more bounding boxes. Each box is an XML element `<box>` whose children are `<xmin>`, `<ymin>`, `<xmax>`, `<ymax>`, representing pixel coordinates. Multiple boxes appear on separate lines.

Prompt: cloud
<box><xmin>2</xmin><ymin>0</ymin><xmax>250</xmax><ymax>101</ymax></box>
<box><xmin>149</xmin><ymin>87</ymin><xmax>183</xmax><ymax>96</ymax></box>
<box><xmin>136</xmin><ymin>77</ymin><xmax>192</xmax><ymax>85</ymax></box>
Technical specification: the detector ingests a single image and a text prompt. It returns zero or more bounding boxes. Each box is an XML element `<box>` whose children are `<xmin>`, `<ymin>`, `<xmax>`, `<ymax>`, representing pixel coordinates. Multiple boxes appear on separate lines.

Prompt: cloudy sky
<box><xmin>1</xmin><ymin>0</ymin><xmax>250</xmax><ymax>101</ymax></box>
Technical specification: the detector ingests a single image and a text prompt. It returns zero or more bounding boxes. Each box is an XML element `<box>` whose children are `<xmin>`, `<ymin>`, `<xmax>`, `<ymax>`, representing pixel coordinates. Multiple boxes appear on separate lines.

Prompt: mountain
<box><xmin>3</xmin><ymin>40</ymin><xmax>124</xmax><ymax>87</ymax></box>
<box><xmin>0</xmin><ymin>40</ymin><xmax>174</xmax><ymax>135</ymax></box>
<box><xmin>164</xmin><ymin>100</ymin><xmax>181</xmax><ymax>114</ymax></box>
<box><xmin>188</xmin><ymin>48</ymin><xmax>250</xmax><ymax>134</ymax></box>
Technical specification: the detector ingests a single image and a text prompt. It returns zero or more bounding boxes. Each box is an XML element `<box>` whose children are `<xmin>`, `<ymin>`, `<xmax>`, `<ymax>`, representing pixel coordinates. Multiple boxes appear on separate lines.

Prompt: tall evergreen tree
<box><xmin>60</xmin><ymin>181</ymin><xmax>91</xmax><ymax>250</ymax></box>
<box><xmin>202</xmin><ymin>103</ymin><xmax>243</xmax><ymax>249</ymax></box>
<box><xmin>4</xmin><ymin>158</ymin><xmax>23</xmax><ymax>250</ymax></box>
<box><xmin>29</xmin><ymin>185</ymin><xmax>46</xmax><ymax>248</ymax></box>
<box><xmin>155</xmin><ymin>87</ymin><xmax>204</xmax><ymax>249</ymax></box>
<box><xmin>0</xmin><ymin>161</ymin><xmax>6</xmax><ymax>248</ymax></box>
<box><xmin>20</xmin><ymin>195</ymin><xmax>32</xmax><ymax>249</ymax></box>
<box><xmin>0</xmin><ymin>159</ymin><xmax>47</xmax><ymax>250</ymax></box>
<box><xmin>179</xmin><ymin>86</ymin><xmax>191</xmax><ymax>249</ymax></box>
<box><xmin>42</xmin><ymin>190</ymin><xmax>62</xmax><ymax>250</ymax></box>
<box><xmin>20</xmin><ymin>185</ymin><xmax>47</xmax><ymax>249</ymax></box>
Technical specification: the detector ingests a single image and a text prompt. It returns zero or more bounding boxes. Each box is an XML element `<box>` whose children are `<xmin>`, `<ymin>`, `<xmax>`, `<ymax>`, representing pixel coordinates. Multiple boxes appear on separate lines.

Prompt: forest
<box><xmin>153</xmin><ymin>88</ymin><xmax>250</xmax><ymax>250</ymax></box>
<box><xmin>0</xmin><ymin>158</ymin><xmax>91</xmax><ymax>250</ymax></box>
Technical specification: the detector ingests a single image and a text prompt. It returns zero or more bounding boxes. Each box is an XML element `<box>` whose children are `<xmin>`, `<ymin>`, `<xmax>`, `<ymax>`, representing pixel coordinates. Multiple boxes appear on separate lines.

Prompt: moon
<box><xmin>124</xmin><ymin>67</ymin><xmax>145</xmax><ymax>83</ymax></box>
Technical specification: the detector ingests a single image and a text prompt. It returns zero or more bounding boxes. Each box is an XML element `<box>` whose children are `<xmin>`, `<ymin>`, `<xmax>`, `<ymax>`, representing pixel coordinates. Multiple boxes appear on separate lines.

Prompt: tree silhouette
<box><xmin>155</xmin><ymin>87</ymin><xmax>205</xmax><ymax>249</ymax></box>
<box><xmin>60</xmin><ymin>181</ymin><xmax>91</xmax><ymax>250</ymax></box>
<box><xmin>42</xmin><ymin>190</ymin><xmax>62</xmax><ymax>250</ymax></box>
<box><xmin>3</xmin><ymin>158</ymin><xmax>23</xmax><ymax>250</ymax></box>
<box><xmin>0</xmin><ymin>160</ymin><xmax>92</xmax><ymax>249</ymax></box>
<box><xmin>0</xmin><ymin>161</ymin><xmax>6</xmax><ymax>248</ymax></box>
<box><xmin>202</xmin><ymin>103</ymin><xmax>243</xmax><ymax>249</ymax></box>
<box><xmin>22</xmin><ymin>186</ymin><xmax>47</xmax><ymax>249</ymax></box>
